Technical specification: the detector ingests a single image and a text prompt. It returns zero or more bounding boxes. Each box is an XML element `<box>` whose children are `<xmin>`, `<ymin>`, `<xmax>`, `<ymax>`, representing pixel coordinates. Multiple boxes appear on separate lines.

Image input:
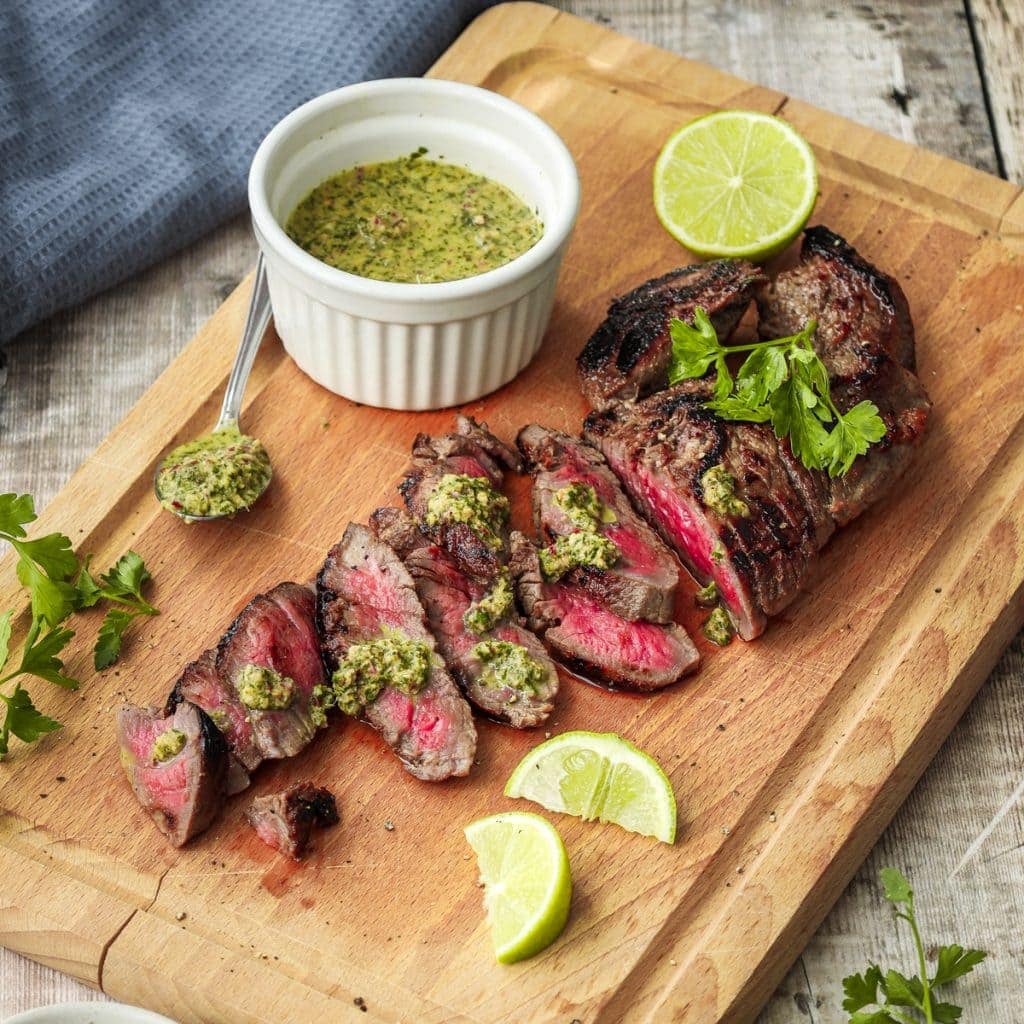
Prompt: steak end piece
<box><xmin>757</xmin><ymin>225</ymin><xmax>931</xmax><ymax>523</ymax></box>
<box><xmin>245</xmin><ymin>781</ymin><xmax>338</xmax><ymax>860</ymax></box>
<box><xmin>510</xmin><ymin>532</ymin><xmax>699</xmax><ymax>691</ymax></box>
<box><xmin>117</xmin><ymin>700</ymin><xmax>229</xmax><ymax>847</ymax></box>
<box><xmin>577</xmin><ymin>260</ymin><xmax>767</xmax><ymax>410</ymax></box>
<box><xmin>517</xmin><ymin>423</ymin><xmax>680</xmax><ymax>623</ymax></box>
<box><xmin>371</xmin><ymin>506</ymin><xmax>558</xmax><ymax>729</ymax></box>
<box><xmin>316</xmin><ymin>523</ymin><xmax>477</xmax><ymax>780</ymax></box>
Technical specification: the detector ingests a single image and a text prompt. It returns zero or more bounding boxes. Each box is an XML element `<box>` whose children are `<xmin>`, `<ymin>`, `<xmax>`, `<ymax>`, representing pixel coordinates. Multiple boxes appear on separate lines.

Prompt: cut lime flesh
<box><xmin>464</xmin><ymin>811</ymin><xmax>572</xmax><ymax>964</ymax></box>
<box><xmin>653</xmin><ymin>109</ymin><xmax>818</xmax><ymax>261</ymax></box>
<box><xmin>505</xmin><ymin>731</ymin><xmax>677</xmax><ymax>844</ymax></box>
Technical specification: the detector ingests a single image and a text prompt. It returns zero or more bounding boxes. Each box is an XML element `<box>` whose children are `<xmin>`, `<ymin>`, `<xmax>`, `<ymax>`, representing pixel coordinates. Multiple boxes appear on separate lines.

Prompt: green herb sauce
<box><xmin>538</xmin><ymin>530</ymin><xmax>620</xmax><ymax>581</ymax></box>
<box><xmin>327</xmin><ymin>628</ymin><xmax>432</xmax><ymax>717</ymax></box>
<box><xmin>425</xmin><ymin>473</ymin><xmax>510</xmax><ymax>552</ymax></box>
<box><xmin>700</xmin><ymin>464</ymin><xmax>750</xmax><ymax>519</ymax></box>
<box><xmin>285</xmin><ymin>150</ymin><xmax>543</xmax><ymax>284</ymax></box>
<box><xmin>694</xmin><ymin>580</ymin><xmax>719</xmax><ymax>608</ymax></box>
<box><xmin>463</xmin><ymin>569</ymin><xmax>514</xmax><ymax>635</ymax></box>
<box><xmin>151</xmin><ymin>728</ymin><xmax>186</xmax><ymax>763</ymax></box>
<box><xmin>552</xmin><ymin>482</ymin><xmax>617</xmax><ymax>530</ymax></box>
<box><xmin>702</xmin><ymin>606</ymin><xmax>735</xmax><ymax>647</ymax></box>
<box><xmin>157</xmin><ymin>423</ymin><xmax>271</xmax><ymax>520</ymax></box>
<box><xmin>472</xmin><ymin>639</ymin><xmax>547</xmax><ymax>694</ymax></box>
<box><xmin>237</xmin><ymin>664</ymin><xmax>294</xmax><ymax>711</ymax></box>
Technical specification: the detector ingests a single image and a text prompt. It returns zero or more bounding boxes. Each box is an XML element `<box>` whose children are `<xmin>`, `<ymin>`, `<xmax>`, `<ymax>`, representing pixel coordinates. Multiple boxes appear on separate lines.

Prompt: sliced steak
<box><xmin>516</xmin><ymin>424</ymin><xmax>680</xmax><ymax>622</ymax></box>
<box><xmin>398</xmin><ymin>415</ymin><xmax>521</xmax><ymax>580</ymax></box>
<box><xmin>245</xmin><ymin>781</ymin><xmax>338</xmax><ymax>860</ymax></box>
<box><xmin>585</xmin><ymin>385</ymin><xmax>832</xmax><ymax>640</ymax></box>
<box><xmin>509</xmin><ymin>533</ymin><xmax>699</xmax><ymax>691</ymax></box>
<box><xmin>757</xmin><ymin>226</ymin><xmax>931</xmax><ymax>524</ymax></box>
<box><xmin>316</xmin><ymin>523</ymin><xmax>477</xmax><ymax>780</ymax></box>
<box><xmin>117</xmin><ymin>700</ymin><xmax>229</xmax><ymax>847</ymax></box>
<box><xmin>577</xmin><ymin>260</ymin><xmax>767</xmax><ymax>410</ymax></box>
<box><xmin>166</xmin><ymin>648</ymin><xmax>255</xmax><ymax>791</ymax></box>
<box><xmin>215</xmin><ymin>582</ymin><xmax>325</xmax><ymax>761</ymax></box>
<box><xmin>371</xmin><ymin>507</ymin><xmax>558</xmax><ymax>728</ymax></box>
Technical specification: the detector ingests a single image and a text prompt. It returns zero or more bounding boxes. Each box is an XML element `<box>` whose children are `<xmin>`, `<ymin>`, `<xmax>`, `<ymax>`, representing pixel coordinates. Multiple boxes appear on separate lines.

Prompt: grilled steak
<box><xmin>316</xmin><ymin>523</ymin><xmax>477</xmax><ymax>780</ymax></box>
<box><xmin>399</xmin><ymin>415</ymin><xmax>522</xmax><ymax>580</ymax></box>
<box><xmin>371</xmin><ymin>507</ymin><xmax>558</xmax><ymax>728</ymax></box>
<box><xmin>167</xmin><ymin>648</ymin><xmax>255</xmax><ymax>791</ymax></box>
<box><xmin>215</xmin><ymin>582</ymin><xmax>325</xmax><ymax>760</ymax></box>
<box><xmin>757</xmin><ymin>226</ymin><xmax>931</xmax><ymax>524</ymax></box>
<box><xmin>117</xmin><ymin>700</ymin><xmax>229</xmax><ymax>847</ymax></box>
<box><xmin>510</xmin><ymin>532</ymin><xmax>699</xmax><ymax>690</ymax></box>
<box><xmin>517</xmin><ymin>424</ymin><xmax>680</xmax><ymax>622</ymax></box>
<box><xmin>585</xmin><ymin>384</ymin><xmax>834</xmax><ymax>640</ymax></box>
<box><xmin>577</xmin><ymin>260</ymin><xmax>767</xmax><ymax>410</ymax></box>
<box><xmin>245</xmin><ymin>781</ymin><xmax>338</xmax><ymax>860</ymax></box>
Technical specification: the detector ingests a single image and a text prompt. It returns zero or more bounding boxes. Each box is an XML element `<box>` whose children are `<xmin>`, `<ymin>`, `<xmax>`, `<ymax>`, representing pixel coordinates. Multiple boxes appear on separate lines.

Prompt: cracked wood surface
<box><xmin>2</xmin><ymin>2</ymin><xmax>1023</xmax><ymax>1022</ymax></box>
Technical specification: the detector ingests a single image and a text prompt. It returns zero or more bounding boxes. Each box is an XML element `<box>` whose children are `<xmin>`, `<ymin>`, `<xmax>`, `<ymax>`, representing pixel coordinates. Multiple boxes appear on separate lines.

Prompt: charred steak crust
<box><xmin>509</xmin><ymin>532</ymin><xmax>699</xmax><ymax>691</ymax></box>
<box><xmin>516</xmin><ymin>423</ymin><xmax>680</xmax><ymax>623</ymax></box>
<box><xmin>757</xmin><ymin>226</ymin><xmax>930</xmax><ymax>524</ymax></box>
<box><xmin>577</xmin><ymin>259</ymin><xmax>767</xmax><ymax>410</ymax></box>
<box><xmin>371</xmin><ymin>506</ymin><xmax>558</xmax><ymax>729</ymax></box>
<box><xmin>315</xmin><ymin>523</ymin><xmax>477</xmax><ymax>781</ymax></box>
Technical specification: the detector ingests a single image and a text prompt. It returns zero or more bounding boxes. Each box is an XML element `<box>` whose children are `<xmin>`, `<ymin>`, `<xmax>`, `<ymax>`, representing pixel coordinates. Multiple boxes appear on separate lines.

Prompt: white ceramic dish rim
<box><xmin>3</xmin><ymin>1002</ymin><xmax>178</xmax><ymax>1024</ymax></box>
<box><xmin>248</xmin><ymin>77</ymin><xmax>579</xmax><ymax>309</ymax></box>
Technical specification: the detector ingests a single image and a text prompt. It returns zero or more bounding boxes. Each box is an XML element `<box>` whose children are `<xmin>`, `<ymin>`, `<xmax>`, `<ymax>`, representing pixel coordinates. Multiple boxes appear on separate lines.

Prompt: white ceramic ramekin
<box><xmin>248</xmin><ymin>78</ymin><xmax>579</xmax><ymax>410</ymax></box>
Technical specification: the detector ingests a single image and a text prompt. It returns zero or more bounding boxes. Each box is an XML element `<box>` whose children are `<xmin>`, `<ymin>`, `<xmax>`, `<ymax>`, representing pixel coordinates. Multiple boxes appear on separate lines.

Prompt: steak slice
<box><xmin>117</xmin><ymin>700</ymin><xmax>229</xmax><ymax>847</ymax></box>
<box><xmin>371</xmin><ymin>507</ymin><xmax>558</xmax><ymax>728</ymax></box>
<box><xmin>245</xmin><ymin>781</ymin><xmax>338</xmax><ymax>860</ymax></box>
<box><xmin>399</xmin><ymin>415</ymin><xmax>521</xmax><ymax>581</ymax></box>
<box><xmin>509</xmin><ymin>533</ymin><xmax>699</xmax><ymax>691</ymax></box>
<box><xmin>577</xmin><ymin>260</ymin><xmax>767</xmax><ymax>410</ymax></box>
<box><xmin>316</xmin><ymin>523</ymin><xmax>477</xmax><ymax>780</ymax></box>
<box><xmin>585</xmin><ymin>385</ymin><xmax>831</xmax><ymax>640</ymax></box>
<box><xmin>166</xmin><ymin>648</ymin><xmax>255</xmax><ymax>790</ymax></box>
<box><xmin>757</xmin><ymin>226</ymin><xmax>931</xmax><ymax>524</ymax></box>
<box><xmin>516</xmin><ymin>424</ymin><xmax>680</xmax><ymax>623</ymax></box>
<box><xmin>215</xmin><ymin>582</ymin><xmax>325</xmax><ymax>761</ymax></box>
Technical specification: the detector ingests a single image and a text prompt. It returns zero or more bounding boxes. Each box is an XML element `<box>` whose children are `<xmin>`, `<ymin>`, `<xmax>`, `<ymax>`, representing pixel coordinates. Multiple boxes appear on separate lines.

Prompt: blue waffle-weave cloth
<box><xmin>0</xmin><ymin>0</ymin><xmax>498</xmax><ymax>343</ymax></box>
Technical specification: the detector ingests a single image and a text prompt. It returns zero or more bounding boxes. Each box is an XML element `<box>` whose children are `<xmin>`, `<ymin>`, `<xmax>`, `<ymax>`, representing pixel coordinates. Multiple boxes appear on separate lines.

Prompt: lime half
<box><xmin>505</xmin><ymin>731</ymin><xmax>677</xmax><ymax>843</ymax></box>
<box><xmin>653</xmin><ymin>109</ymin><xmax>818</xmax><ymax>261</ymax></box>
<box><xmin>464</xmin><ymin>811</ymin><xmax>572</xmax><ymax>964</ymax></box>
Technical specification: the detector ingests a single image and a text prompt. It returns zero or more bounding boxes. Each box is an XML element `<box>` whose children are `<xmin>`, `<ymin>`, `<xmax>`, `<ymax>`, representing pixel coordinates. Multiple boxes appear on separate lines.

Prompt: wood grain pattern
<box><xmin>3</xmin><ymin>4</ymin><xmax>1024</xmax><ymax>1022</ymax></box>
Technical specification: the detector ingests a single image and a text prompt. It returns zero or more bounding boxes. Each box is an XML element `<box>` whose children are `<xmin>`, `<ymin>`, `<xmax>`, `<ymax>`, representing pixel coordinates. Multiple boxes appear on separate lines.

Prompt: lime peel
<box><xmin>505</xmin><ymin>730</ymin><xmax>677</xmax><ymax>844</ymax></box>
<box><xmin>653</xmin><ymin>109</ymin><xmax>818</xmax><ymax>262</ymax></box>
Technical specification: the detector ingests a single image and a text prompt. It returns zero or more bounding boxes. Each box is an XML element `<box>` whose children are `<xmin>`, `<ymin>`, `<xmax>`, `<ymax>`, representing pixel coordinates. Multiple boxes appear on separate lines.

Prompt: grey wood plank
<box><xmin>969</xmin><ymin>0</ymin><xmax>1024</xmax><ymax>182</ymax></box>
<box><xmin>0</xmin><ymin>2</ymin><xmax>1018</xmax><ymax>1020</ymax></box>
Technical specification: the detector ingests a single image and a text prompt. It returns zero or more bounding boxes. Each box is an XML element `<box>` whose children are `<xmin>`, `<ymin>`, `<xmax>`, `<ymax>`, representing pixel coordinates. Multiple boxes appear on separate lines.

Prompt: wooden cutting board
<box><xmin>3</xmin><ymin>5</ymin><xmax>1023</xmax><ymax>1022</ymax></box>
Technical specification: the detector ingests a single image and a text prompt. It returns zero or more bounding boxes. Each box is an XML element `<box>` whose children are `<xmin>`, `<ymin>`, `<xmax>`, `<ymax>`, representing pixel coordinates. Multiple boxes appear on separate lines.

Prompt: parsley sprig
<box><xmin>842</xmin><ymin>868</ymin><xmax>986</xmax><ymax>1023</ymax></box>
<box><xmin>0</xmin><ymin>493</ymin><xmax>159</xmax><ymax>757</ymax></box>
<box><xmin>667</xmin><ymin>308</ymin><xmax>886</xmax><ymax>477</ymax></box>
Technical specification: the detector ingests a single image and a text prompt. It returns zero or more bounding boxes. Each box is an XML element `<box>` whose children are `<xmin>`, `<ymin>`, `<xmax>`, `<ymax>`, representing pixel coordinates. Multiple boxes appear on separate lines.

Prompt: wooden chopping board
<box><xmin>3</xmin><ymin>4</ymin><xmax>1024</xmax><ymax>1022</ymax></box>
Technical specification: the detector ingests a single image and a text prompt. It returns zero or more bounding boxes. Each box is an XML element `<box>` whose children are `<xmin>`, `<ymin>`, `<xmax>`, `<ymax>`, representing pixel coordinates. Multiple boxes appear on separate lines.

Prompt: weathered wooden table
<box><xmin>2</xmin><ymin>2</ymin><xmax>1021</xmax><ymax>1021</ymax></box>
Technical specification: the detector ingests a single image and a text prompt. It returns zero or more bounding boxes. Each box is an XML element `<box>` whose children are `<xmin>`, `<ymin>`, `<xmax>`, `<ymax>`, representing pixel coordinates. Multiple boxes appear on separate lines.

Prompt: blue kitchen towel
<box><xmin>0</xmin><ymin>0</ymin><xmax>499</xmax><ymax>344</ymax></box>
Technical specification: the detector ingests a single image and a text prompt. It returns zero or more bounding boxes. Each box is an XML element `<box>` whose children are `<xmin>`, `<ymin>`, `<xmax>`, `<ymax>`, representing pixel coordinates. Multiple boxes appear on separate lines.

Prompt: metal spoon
<box><xmin>154</xmin><ymin>253</ymin><xmax>273</xmax><ymax>522</ymax></box>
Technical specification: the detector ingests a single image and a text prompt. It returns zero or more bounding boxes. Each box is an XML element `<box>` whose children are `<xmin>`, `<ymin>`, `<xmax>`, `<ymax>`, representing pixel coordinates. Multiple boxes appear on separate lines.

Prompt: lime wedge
<box><xmin>505</xmin><ymin>731</ymin><xmax>676</xmax><ymax>843</ymax></box>
<box><xmin>464</xmin><ymin>811</ymin><xmax>572</xmax><ymax>964</ymax></box>
<box><xmin>653</xmin><ymin>109</ymin><xmax>818</xmax><ymax>261</ymax></box>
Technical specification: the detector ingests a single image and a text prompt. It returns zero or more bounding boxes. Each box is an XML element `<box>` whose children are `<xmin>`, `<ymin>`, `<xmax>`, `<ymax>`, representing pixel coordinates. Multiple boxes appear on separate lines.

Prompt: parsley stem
<box><xmin>903</xmin><ymin>900</ymin><xmax>934</xmax><ymax>1023</ymax></box>
<box><xmin>714</xmin><ymin>323</ymin><xmax>817</xmax><ymax>355</ymax></box>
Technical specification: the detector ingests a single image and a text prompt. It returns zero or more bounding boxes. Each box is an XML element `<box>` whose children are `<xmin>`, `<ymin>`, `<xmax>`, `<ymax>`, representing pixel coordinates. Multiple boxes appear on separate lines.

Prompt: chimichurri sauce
<box><xmin>285</xmin><ymin>150</ymin><xmax>544</xmax><ymax>284</ymax></box>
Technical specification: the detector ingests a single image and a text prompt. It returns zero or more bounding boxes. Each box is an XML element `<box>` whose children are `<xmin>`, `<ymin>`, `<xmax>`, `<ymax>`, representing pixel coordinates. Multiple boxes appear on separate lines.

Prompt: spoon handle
<box><xmin>217</xmin><ymin>252</ymin><xmax>272</xmax><ymax>429</ymax></box>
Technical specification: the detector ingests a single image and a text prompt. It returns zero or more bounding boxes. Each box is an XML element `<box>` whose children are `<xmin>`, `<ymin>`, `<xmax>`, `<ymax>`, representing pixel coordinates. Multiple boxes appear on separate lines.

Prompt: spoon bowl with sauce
<box><xmin>155</xmin><ymin>255</ymin><xmax>274</xmax><ymax>523</ymax></box>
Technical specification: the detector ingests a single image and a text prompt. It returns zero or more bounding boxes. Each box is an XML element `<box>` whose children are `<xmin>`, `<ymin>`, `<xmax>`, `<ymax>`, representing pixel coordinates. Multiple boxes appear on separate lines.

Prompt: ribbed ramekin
<box><xmin>248</xmin><ymin>78</ymin><xmax>580</xmax><ymax>410</ymax></box>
